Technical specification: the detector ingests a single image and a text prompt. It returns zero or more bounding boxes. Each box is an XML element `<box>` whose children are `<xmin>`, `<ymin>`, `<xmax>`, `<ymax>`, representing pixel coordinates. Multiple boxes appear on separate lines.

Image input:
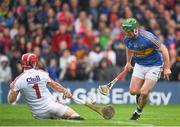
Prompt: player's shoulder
<box><xmin>123</xmin><ymin>36</ymin><xmax>129</xmax><ymax>44</ymax></box>
<box><xmin>13</xmin><ymin>72</ymin><xmax>26</xmax><ymax>84</ymax></box>
<box><xmin>37</xmin><ymin>69</ymin><xmax>49</xmax><ymax>76</ymax></box>
<box><xmin>139</xmin><ymin>29</ymin><xmax>158</xmax><ymax>40</ymax></box>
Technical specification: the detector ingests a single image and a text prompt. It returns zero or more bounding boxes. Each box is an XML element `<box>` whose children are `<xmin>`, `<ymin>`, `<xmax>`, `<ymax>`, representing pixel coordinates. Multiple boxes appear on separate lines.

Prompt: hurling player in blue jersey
<box><xmin>122</xmin><ymin>18</ymin><xmax>171</xmax><ymax>120</ymax></box>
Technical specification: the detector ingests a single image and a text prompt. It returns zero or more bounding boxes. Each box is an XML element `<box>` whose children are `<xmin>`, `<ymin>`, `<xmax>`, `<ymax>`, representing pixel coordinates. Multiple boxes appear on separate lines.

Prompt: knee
<box><xmin>129</xmin><ymin>88</ymin><xmax>139</xmax><ymax>95</ymax></box>
<box><xmin>140</xmin><ymin>90</ymin><xmax>150</xmax><ymax>98</ymax></box>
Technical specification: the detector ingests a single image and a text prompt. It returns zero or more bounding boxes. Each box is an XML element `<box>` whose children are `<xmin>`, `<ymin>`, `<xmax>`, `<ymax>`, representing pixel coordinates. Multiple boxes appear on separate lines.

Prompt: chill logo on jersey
<box><xmin>26</xmin><ymin>75</ymin><xmax>41</xmax><ymax>84</ymax></box>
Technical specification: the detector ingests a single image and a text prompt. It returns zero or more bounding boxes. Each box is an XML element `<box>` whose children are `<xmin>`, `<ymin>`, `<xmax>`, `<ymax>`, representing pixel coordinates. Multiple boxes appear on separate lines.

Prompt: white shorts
<box><xmin>33</xmin><ymin>100</ymin><xmax>68</xmax><ymax>119</ymax></box>
<box><xmin>132</xmin><ymin>63</ymin><xmax>163</xmax><ymax>81</ymax></box>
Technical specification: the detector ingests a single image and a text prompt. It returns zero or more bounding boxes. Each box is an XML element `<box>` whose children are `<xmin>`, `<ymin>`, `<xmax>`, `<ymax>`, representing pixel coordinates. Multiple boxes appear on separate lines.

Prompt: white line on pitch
<box><xmin>103</xmin><ymin>121</ymin><xmax>155</xmax><ymax>126</ymax></box>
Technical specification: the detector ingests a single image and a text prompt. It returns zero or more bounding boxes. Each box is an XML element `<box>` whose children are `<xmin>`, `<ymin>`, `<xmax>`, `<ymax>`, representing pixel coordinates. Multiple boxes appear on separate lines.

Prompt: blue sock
<box><xmin>136</xmin><ymin>107</ymin><xmax>142</xmax><ymax>114</ymax></box>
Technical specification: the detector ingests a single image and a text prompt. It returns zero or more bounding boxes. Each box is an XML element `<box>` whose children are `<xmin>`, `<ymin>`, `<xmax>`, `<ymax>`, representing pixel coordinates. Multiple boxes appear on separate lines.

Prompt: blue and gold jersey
<box><xmin>123</xmin><ymin>30</ymin><xmax>163</xmax><ymax>66</ymax></box>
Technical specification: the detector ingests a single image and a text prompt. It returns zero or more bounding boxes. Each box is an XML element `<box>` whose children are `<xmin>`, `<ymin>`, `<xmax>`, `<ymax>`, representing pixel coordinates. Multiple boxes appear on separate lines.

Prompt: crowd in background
<box><xmin>0</xmin><ymin>0</ymin><xmax>179</xmax><ymax>83</ymax></box>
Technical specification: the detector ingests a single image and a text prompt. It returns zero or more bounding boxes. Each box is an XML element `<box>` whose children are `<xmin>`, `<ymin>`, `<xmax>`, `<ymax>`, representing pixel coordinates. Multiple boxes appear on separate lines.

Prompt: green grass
<box><xmin>0</xmin><ymin>104</ymin><xmax>180</xmax><ymax>126</ymax></box>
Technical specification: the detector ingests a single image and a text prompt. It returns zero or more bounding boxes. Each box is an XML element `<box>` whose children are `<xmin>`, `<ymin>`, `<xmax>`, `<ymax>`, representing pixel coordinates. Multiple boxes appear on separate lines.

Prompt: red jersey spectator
<box><xmin>83</xmin><ymin>28</ymin><xmax>95</xmax><ymax>49</ymax></box>
<box><xmin>17</xmin><ymin>0</ymin><xmax>27</xmax><ymax>16</ymax></box>
<box><xmin>56</xmin><ymin>3</ymin><xmax>74</xmax><ymax>31</ymax></box>
<box><xmin>51</xmin><ymin>24</ymin><xmax>72</xmax><ymax>53</ymax></box>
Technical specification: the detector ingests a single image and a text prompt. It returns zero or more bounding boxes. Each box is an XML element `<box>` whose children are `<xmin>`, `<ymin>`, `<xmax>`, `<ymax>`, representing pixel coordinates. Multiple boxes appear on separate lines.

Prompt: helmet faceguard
<box><xmin>122</xmin><ymin>18</ymin><xmax>139</xmax><ymax>32</ymax></box>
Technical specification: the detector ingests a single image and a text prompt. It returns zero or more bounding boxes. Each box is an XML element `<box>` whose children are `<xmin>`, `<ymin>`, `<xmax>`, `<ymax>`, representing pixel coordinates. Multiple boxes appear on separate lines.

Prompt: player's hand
<box><xmin>63</xmin><ymin>89</ymin><xmax>72</xmax><ymax>99</ymax></box>
<box><xmin>163</xmin><ymin>67</ymin><xmax>171</xmax><ymax>80</ymax></box>
<box><xmin>125</xmin><ymin>63</ymin><xmax>133</xmax><ymax>72</ymax></box>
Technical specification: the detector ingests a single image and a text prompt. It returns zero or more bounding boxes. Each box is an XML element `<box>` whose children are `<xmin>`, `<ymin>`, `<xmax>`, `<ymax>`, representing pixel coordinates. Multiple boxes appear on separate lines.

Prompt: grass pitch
<box><xmin>0</xmin><ymin>104</ymin><xmax>180</xmax><ymax>126</ymax></box>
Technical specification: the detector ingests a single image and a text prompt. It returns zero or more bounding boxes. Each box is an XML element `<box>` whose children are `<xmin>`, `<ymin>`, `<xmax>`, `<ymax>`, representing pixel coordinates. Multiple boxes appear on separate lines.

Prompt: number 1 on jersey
<box><xmin>33</xmin><ymin>84</ymin><xmax>41</xmax><ymax>98</ymax></box>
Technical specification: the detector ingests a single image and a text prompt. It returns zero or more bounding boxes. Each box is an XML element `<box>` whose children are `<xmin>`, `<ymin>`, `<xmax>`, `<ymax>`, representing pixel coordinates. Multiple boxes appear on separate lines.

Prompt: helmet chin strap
<box><xmin>33</xmin><ymin>63</ymin><xmax>37</xmax><ymax>69</ymax></box>
<box><xmin>134</xmin><ymin>29</ymin><xmax>139</xmax><ymax>36</ymax></box>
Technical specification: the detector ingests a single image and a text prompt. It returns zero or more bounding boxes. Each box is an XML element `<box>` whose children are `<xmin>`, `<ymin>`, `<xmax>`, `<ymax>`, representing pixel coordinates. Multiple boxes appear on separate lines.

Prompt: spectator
<box><xmin>171</xmin><ymin>30</ymin><xmax>180</xmax><ymax>80</ymax></box>
<box><xmin>103</xmin><ymin>40</ymin><xmax>116</xmax><ymax>65</ymax></box>
<box><xmin>13</xmin><ymin>25</ymin><xmax>28</xmax><ymax>50</ymax></box>
<box><xmin>36</xmin><ymin>3</ymin><xmax>49</xmax><ymax>24</ymax></box>
<box><xmin>0</xmin><ymin>0</ymin><xmax>178</xmax><ymax>82</ymax></box>
<box><xmin>74</xmin><ymin>11</ymin><xmax>93</xmax><ymax>34</ymax></box>
<box><xmin>51</xmin><ymin>24</ymin><xmax>72</xmax><ymax>53</ymax></box>
<box><xmin>83</xmin><ymin>28</ymin><xmax>95</xmax><ymax>49</ymax></box>
<box><xmin>45</xmin><ymin>7</ymin><xmax>58</xmax><ymax>34</ymax></box>
<box><xmin>71</xmin><ymin>34</ymin><xmax>88</xmax><ymax>59</ymax></box>
<box><xmin>172</xmin><ymin>4</ymin><xmax>180</xmax><ymax>25</ymax></box>
<box><xmin>0</xmin><ymin>55</ymin><xmax>12</xmax><ymax>83</ymax></box>
<box><xmin>88</xmin><ymin>44</ymin><xmax>104</xmax><ymax>67</ymax></box>
<box><xmin>53</xmin><ymin>0</ymin><xmax>62</xmax><ymax>13</ymax></box>
<box><xmin>26</xmin><ymin>41</ymin><xmax>33</xmax><ymax>53</ymax></box>
<box><xmin>148</xmin><ymin>18</ymin><xmax>161</xmax><ymax>36</ymax></box>
<box><xmin>56</xmin><ymin>3</ymin><xmax>74</xmax><ymax>31</ymax></box>
<box><xmin>99</xmin><ymin>14</ymin><xmax>108</xmax><ymax>29</ymax></box>
<box><xmin>109</xmin><ymin>4</ymin><xmax>119</xmax><ymax>28</ymax></box>
<box><xmin>5</xmin><ymin>11</ymin><xmax>15</xmax><ymax>29</ymax></box>
<box><xmin>70</xmin><ymin>0</ymin><xmax>80</xmax><ymax>18</ymax></box>
<box><xmin>88</xmin><ymin>0</ymin><xmax>99</xmax><ymax>28</ymax></box>
<box><xmin>112</xmin><ymin>34</ymin><xmax>126</xmax><ymax>68</ymax></box>
<box><xmin>9</xmin><ymin>20</ymin><xmax>18</xmax><ymax>39</ymax></box>
<box><xmin>33</xmin><ymin>46</ymin><xmax>45</xmax><ymax>65</ymax></box>
<box><xmin>77</xmin><ymin>54</ymin><xmax>93</xmax><ymax>81</ymax></box>
<box><xmin>110</xmin><ymin>18</ymin><xmax>123</xmax><ymax>40</ymax></box>
<box><xmin>47</xmin><ymin>58</ymin><xmax>60</xmax><ymax>81</ymax></box>
<box><xmin>64</xmin><ymin>57</ymin><xmax>91</xmax><ymax>81</ymax></box>
<box><xmin>124</xmin><ymin>6</ymin><xmax>133</xmax><ymax>18</ymax></box>
<box><xmin>100</xmin><ymin>27</ymin><xmax>110</xmax><ymax>50</ymax></box>
<box><xmin>99</xmin><ymin>0</ymin><xmax>112</xmax><ymax>16</ymax></box>
<box><xmin>59</xmin><ymin>49</ymin><xmax>76</xmax><ymax>80</ymax></box>
<box><xmin>164</xmin><ymin>27</ymin><xmax>177</xmax><ymax>67</ymax></box>
<box><xmin>64</xmin><ymin>60</ymin><xmax>77</xmax><ymax>81</ymax></box>
<box><xmin>94</xmin><ymin>58</ymin><xmax>121</xmax><ymax>81</ymax></box>
<box><xmin>9</xmin><ymin>49</ymin><xmax>22</xmax><ymax>80</ymax></box>
<box><xmin>41</xmin><ymin>41</ymin><xmax>56</xmax><ymax>67</ymax></box>
<box><xmin>16</xmin><ymin>0</ymin><xmax>27</xmax><ymax>17</ymax></box>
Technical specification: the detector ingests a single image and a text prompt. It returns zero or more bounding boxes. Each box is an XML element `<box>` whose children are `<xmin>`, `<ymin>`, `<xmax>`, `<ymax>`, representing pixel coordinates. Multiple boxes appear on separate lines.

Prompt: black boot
<box><xmin>68</xmin><ymin>116</ymin><xmax>85</xmax><ymax>120</ymax></box>
<box><xmin>130</xmin><ymin>112</ymin><xmax>141</xmax><ymax>120</ymax></box>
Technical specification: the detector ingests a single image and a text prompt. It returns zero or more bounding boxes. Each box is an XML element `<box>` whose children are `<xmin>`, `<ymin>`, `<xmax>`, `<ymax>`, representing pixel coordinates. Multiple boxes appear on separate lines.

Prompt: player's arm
<box><xmin>8</xmin><ymin>90</ymin><xmax>19</xmax><ymax>103</ymax></box>
<box><xmin>47</xmin><ymin>81</ymin><xmax>72</xmax><ymax>98</ymax></box>
<box><xmin>125</xmin><ymin>47</ymin><xmax>133</xmax><ymax>71</ymax></box>
<box><xmin>8</xmin><ymin>82</ymin><xmax>19</xmax><ymax>103</ymax></box>
<box><xmin>157</xmin><ymin>44</ymin><xmax>171</xmax><ymax>80</ymax></box>
<box><xmin>126</xmin><ymin>47</ymin><xmax>133</xmax><ymax>63</ymax></box>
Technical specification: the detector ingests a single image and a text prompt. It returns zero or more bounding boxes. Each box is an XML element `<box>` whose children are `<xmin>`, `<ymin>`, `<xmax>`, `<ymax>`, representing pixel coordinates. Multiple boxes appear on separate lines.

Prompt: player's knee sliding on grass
<box><xmin>122</xmin><ymin>18</ymin><xmax>171</xmax><ymax>120</ymax></box>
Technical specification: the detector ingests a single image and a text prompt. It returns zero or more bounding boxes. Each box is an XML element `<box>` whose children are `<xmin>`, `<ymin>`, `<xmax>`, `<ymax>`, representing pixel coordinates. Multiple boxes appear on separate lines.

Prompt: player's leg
<box><xmin>129</xmin><ymin>76</ymin><xmax>144</xmax><ymax>95</ymax></box>
<box><xmin>130</xmin><ymin>65</ymin><xmax>162</xmax><ymax>120</ymax></box>
<box><xmin>129</xmin><ymin>76</ymin><xmax>144</xmax><ymax>107</ymax></box>
<box><xmin>138</xmin><ymin>79</ymin><xmax>156</xmax><ymax>110</ymax></box>
<box><xmin>62</xmin><ymin>106</ymin><xmax>84</xmax><ymax>120</ymax></box>
<box><xmin>138</xmin><ymin>65</ymin><xmax>162</xmax><ymax>110</ymax></box>
<box><xmin>129</xmin><ymin>64</ymin><xmax>145</xmax><ymax>104</ymax></box>
<box><xmin>130</xmin><ymin>79</ymin><xmax>156</xmax><ymax>120</ymax></box>
<box><xmin>129</xmin><ymin>76</ymin><xmax>144</xmax><ymax>120</ymax></box>
<box><xmin>129</xmin><ymin>64</ymin><xmax>145</xmax><ymax>120</ymax></box>
<box><xmin>50</xmin><ymin>101</ymin><xmax>84</xmax><ymax>120</ymax></box>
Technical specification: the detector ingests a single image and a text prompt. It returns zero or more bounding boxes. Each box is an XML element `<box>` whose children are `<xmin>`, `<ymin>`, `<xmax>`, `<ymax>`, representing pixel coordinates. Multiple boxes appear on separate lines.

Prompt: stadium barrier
<box><xmin>0</xmin><ymin>81</ymin><xmax>180</xmax><ymax>105</ymax></box>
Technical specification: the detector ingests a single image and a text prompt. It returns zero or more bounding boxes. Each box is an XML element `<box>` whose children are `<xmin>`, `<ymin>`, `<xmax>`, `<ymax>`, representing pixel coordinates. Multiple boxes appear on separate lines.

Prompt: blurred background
<box><xmin>0</xmin><ymin>0</ymin><xmax>179</xmax><ymax>105</ymax></box>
